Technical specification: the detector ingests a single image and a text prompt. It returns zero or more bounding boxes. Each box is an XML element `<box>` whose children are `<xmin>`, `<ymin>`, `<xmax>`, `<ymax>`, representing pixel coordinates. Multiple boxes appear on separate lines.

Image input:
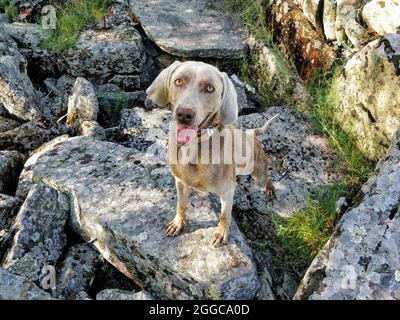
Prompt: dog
<box><xmin>146</xmin><ymin>61</ymin><xmax>278</xmax><ymax>247</ymax></box>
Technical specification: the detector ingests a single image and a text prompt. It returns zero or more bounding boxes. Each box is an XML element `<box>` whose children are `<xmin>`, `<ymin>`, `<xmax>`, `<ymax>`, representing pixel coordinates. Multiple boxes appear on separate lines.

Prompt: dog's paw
<box><xmin>265</xmin><ymin>181</ymin><xmax>276</xmax><ymax>201</ymax></box>
<box><xmin>165</xmin><ymin>217</ymin><xmax>185</xmax><ymax>237</ymax></box>
<box><xmin>211</xmin><ymin>227</ymin><xmax>229</xmax><ymax>247</ymax></box>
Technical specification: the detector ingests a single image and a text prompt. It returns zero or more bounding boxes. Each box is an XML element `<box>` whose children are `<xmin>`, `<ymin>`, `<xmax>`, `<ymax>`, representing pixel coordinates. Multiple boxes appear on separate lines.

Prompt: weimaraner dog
<box><xmin>146</xmin><ymin>61</ymin><xmax>278</xmax><ymax>247</ymax></box>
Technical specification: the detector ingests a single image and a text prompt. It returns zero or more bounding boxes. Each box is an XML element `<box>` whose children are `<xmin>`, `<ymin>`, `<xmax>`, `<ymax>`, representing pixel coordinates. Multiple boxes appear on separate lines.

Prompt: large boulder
<box><xmin>266</xmin><ymin>0</ymin><xmax>337</xmax><ymax>80</ymax></box>
<box><xmin>334</xmin><ymin>33</ymin><xmax>400</xmax><ymax>160</ymax></box>
<box><xmin>2</xmin><ymin>184</ymin><xmax>69</xmax><ymax>283</ymax></box>
<box><xmin>64</xmin><ymin>26</ymin><xmax>146</xmax><ymax>79</ymax></box>
<box><xmin>0</xmin><ymin>150</ymin><xmax>25</xmax><ymax>195</ymax></box>
<box><xmin>0</xmin><ymin>268</ymin><xmax>52</xmax><ymax>300</ymax></box>
<box><xmin>32</xmin><ymin>136</ymin><xmax>260</xmax><ymax>299</ymax></box>
<box><xmin>129</xmin><ymin>0</ymin><xmax>246</xmax><ymax>59</ymax></box>
<box><xmin>295</xmin><ymin>131</ymin><xmax>400</xmax><ymax>300</ymax></box>
<box><xmin>0</xmin><ymin>55</ymin><xmax>39</xmax><ymax>121</ymax></box>
<box><xmin>234</xmin><ymin>107</ymin><xmax>343</xmax><ymax>217</ymax></box>
<box><xmin>362</xmin><ymin>0</ymin><xmax>400</xmax><ymax>35</ymax></box>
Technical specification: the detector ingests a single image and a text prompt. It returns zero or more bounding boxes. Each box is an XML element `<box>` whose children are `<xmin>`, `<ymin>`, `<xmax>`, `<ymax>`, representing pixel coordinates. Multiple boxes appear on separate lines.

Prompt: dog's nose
<box><xmin>176</xmin><ymin>107</ymin><xmax>195</xmax><ymax>124</ymax></box>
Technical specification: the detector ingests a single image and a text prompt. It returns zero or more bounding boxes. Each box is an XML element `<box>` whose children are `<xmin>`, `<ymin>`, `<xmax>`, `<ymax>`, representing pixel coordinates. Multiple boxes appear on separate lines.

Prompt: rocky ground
<box><xmin>0</xmin><ymin>0</ymin><xmax>399</xmax><ymax>300</ymax></box>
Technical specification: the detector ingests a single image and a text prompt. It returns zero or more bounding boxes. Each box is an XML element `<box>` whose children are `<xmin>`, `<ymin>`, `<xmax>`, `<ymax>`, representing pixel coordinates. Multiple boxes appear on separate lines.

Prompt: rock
<box><xmin>32</xmin><ymin>136</ymin><xmax>260</xmax><ymax>299</ymax></box>
<box><xmin>129</xmin><ymin>0</ymin><xmax>247</xmax><ymax>58</ymax></box>
<box><xmin>109</xmin><ymin>74</ymin><xmax>141</xmax><ymax>91</ymax></box>
<box><xmin>55</xmin><ymin>244</ymin><xmax>99</xmax><ymax>299</ymax></box>
<box><xmin>0</xmin><ymin>116</ymin><xmax>20</xmax><ymax>133</ymax></box>
<box><xmin>362</xmin><ymin>0</ymin><xmax>400</xmax><ymax>35</ymax></box>
<box><xmin>116</xmin><ymin>107</ymin><xmax>170</xmax><ymax>154</ymax></box>
<box><xmin>67</xmin><ymin>77</ymin><xmax>100</xmax><ymax>135</ymax></box>
<box><xmin>56</xmin><ymin>74</ymin><xmax>76</xmax><ymax>93</ymax></box>
<box><xmin>96</xmin><ymin>289</ymin><xmax>153</xmax><ymax>300</ymax></box>
<box><xmin>64</xmin><ymin>25</ymin><xmax>146</xmax><ymax>78</ymax></box>
<box><xmin>301</xmin><ymin>0</ymin><xmax>323</xmax><ymax>31</ymax></box>
<box><xmin>2</xmin><ymin>22</ymin><xmax>45</xmax><ymax>51</ymax></box>
<box><xmin>234</xmin><ymin>107</ymin><xmax>343</xmax><ymax>217</ymax></box>
<box><xmin>0</xmin><ymin>150</ymin><xmax>25</xmax><ymax>195</ymax></box>
<box><xmin>0</xmin><ymin>195</ymin><xmax>21</xmax><ymax>260</ymax></box>
<box><xmin>15</xmin><ymin>135</ymin><xmax>70</xmax><ymax>200</ymax></box>
<box><xmin>334</xmin><ymin>33</ymin><xmax>400</xmax><ymax>160</ymax></box>
<box><xmin>2</xmin><ymin>184</ymin><xmax>69</xmax><ymax>283</ymax></box>
<box><xmin>95</xmin><ymin>85</ymin><xmax>146</xmax><ymax>127</ymax></box>
<box><xmin>2</xmin><ymin>22</ymin><xmax>64</xmax><ymax>81</ymax></box>
<box><xmin>233</xmin><ymin>82</ymin><xmax>256</xmax><ymax>113</ymax></box>
<box><xmin>0</xmin><ymin>55</ymin><xmax>39</xmax><ymax>121</ymax></box>
<box><xmin>79</xmin><ymin>121</ymin><xmax>106</xmax><ymax>141</ymax></box>
<box><xmin>0</xmin><ymin>194</ymin><xmax>21</xmax><ymax>231</ymax></box>
<box><xmin>266</xmin><ymin>0</ymin><xmax>337</xmax><ymax>80</ymax></box>
<box><xmin>0</xmin><ymin>120</ymin><xmax>65</xmax><ymax>153</ymax></box>
<box><xmin>244</xmin><ymin>35</ymin><xmax>301</xmax><ymax>103</ymax></box>
<box><xmin>322</xmin><ymin>0</ymin><xmax>337</xmax><ymax>40</ymax></box>
<box><xmin>0</xmin><ymin>13</ymin><xmax>9</xmax><ymax>24</ymax></box>
<box><xmin>0</xmin><ymin>268</ymin><xmax>52</xmax><ymax>300</ymax></box>
<box><xmin>334</xmin><ymin>0</ymin><xmax>373</xmax><ymax>47</ymax></box>
<box><xmin>96</xmin><ymin>0</ymin><xmax>139</xmax><ymax>29</ymax></box>
<box><xmin>295</xmin><ymin>131</ymin><xmax>400</xmax><ymax>300</ymax></box>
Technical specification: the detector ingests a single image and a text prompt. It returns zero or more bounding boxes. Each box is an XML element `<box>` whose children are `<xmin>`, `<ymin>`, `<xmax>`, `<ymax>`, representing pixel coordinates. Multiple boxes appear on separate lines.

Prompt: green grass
<box><xmin>307</xmin><ymin>67</ymin><xmax>374</xmax><ymax>183</ymax></box>
<box><xmin>273</xmin><ymin>184</ymin><xmax>347</xmax><ymax>275</ymax></box>
<box><xmin>41</xmin><ymin>0</ymin><xmax>111</xmax><ymax>52</ymax></box>
<box><xmin>0</xmin><ymin>0</ymin><xmax>17</xmax><ymax>21</ymax></box>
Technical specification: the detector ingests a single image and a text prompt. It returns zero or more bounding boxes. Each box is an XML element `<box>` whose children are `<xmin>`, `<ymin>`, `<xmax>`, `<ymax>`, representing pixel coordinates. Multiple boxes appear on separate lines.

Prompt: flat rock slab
<box><xmin>295</xmin><ymin>131</ymin><xmax>400</xmax><ymax>300</ymax></box>
<box><xmin>129</xmin><ymin>0</ymin><xmax>246</xmax><ymax>58</ymax></box>
<box><xmin>33</xmin><ymin>136</ymin><xmax>259</xmax><ymax>299</ymax></box>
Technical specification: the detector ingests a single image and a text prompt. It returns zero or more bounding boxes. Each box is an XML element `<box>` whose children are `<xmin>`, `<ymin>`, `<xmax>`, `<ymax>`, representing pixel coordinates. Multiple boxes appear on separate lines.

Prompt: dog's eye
<box><xmin>174</xmin><ymin>79</ymin><xmax>183</xmax><ymax>86</ymax></box>
<box><xmin>206</xmin><ymin>85</ymin><xmax>214</xmax><ymax>93</ymax></box>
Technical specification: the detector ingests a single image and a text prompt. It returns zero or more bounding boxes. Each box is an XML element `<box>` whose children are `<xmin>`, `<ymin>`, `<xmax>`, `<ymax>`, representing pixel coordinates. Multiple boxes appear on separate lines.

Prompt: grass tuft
<box><xmin>0</xmin><ymin>0</ymin><xmax>17</xmax><ymax>22</ymax></box>
<box><xmin>41</xmin><ymin>0</ymin><xmax>111</xmax><ymax>52</ymax></box>
<box><xmin>307</xmin><ymin>67</ymin><xmax>374</xmax><ymax>183</ymax></box>
<box><xmin>273</xmin><ymin>184</ymin><xmax>347</xmax><ymax>275</ymax></box>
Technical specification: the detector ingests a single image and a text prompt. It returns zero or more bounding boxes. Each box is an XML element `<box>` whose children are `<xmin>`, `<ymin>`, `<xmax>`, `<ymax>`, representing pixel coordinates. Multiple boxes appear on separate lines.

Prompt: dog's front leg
<box><xmin>211</xmin><ymin>185</ymin><xmax>236</xmax><ymax>247</ymax></box>
<box><xmin>166</xmin><ymin>179</ymin><xmax>189</xmax><ymax>237</ymax></box>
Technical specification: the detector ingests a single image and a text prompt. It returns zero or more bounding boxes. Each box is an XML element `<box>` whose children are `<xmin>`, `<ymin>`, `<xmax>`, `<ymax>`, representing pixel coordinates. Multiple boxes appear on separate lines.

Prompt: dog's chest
<box><xmin>168</xmin><ymin>163</ymin><xmax>210</xmax><ymax>191</ymax></box>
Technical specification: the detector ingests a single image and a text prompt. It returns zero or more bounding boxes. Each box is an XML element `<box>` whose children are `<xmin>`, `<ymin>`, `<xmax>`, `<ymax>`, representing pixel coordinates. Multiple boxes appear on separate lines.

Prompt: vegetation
<box><xmin>224</xmin><ymin>0</ymin><xmax>375</xmax><ymax>275</ymax></box>
<box><xmin>0</xmin><ymin>0</ymin><xmax>17</xmax><ymax>21</ymax></box>
<box><xmin>273</xmin><ymin>184</ymin><xmax>347</xmax><ymax>274</ymax></box>
<box><xmin>307</xmin><ymin>67</ymin><xmax>374</xmax><ymax>183</ymax></box>
<box><xmin>223</xmin><ymin>0</ymin><xmax>295</xmax><ymax>105</ymax></box>
<box><xmin>41</xmin><ymin>0</ymin><xmax>111</xmax><ymax>52</ymax></box>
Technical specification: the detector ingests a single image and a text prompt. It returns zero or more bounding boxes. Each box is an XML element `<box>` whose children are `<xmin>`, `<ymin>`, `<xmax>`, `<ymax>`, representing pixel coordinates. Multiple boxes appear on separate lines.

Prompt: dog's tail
<box><xmin>248</xmin><ymin>113</ymin><xmax>280</xmax><ymax>135</ymax></box>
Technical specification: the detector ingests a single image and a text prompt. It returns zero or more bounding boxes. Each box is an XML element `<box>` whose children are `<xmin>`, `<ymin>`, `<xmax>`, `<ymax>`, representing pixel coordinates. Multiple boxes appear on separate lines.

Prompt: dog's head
<box><xmin>146</xmin><ymin>61</ymin><xmax>238</xmax><ymax>145</ymax></box>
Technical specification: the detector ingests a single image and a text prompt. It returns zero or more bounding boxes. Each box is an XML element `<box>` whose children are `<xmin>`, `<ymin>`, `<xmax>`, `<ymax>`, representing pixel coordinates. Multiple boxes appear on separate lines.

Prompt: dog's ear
<box><xmin>146</xmin><ymin>61</ymin><xmax>181</xmax><ymax>107</ymax></box>
<box><xmin>219</xmin><ymin>72</ymin><xmax>238</xmax><ymax>125</ymax></box>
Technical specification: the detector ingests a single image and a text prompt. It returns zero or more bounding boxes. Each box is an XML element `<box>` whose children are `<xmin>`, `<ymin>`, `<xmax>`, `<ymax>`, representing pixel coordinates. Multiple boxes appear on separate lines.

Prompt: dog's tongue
<box><xmin>176</xmin><ymin>124</ymin><xmax>198</xmax><ymax>145</ymax></box>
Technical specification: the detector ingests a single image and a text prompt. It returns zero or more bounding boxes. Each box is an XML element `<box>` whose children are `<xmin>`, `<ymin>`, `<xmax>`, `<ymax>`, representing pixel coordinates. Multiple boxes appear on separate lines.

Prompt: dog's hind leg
<box><xmin>251</xmin><ymin>140</ymin><xmax>275</xmax><ymax>199</ymax></box>
<box><xmin>166</xmin><ymin>179</ymin><xmax>189</xmax><ymax>237</ymax></box>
